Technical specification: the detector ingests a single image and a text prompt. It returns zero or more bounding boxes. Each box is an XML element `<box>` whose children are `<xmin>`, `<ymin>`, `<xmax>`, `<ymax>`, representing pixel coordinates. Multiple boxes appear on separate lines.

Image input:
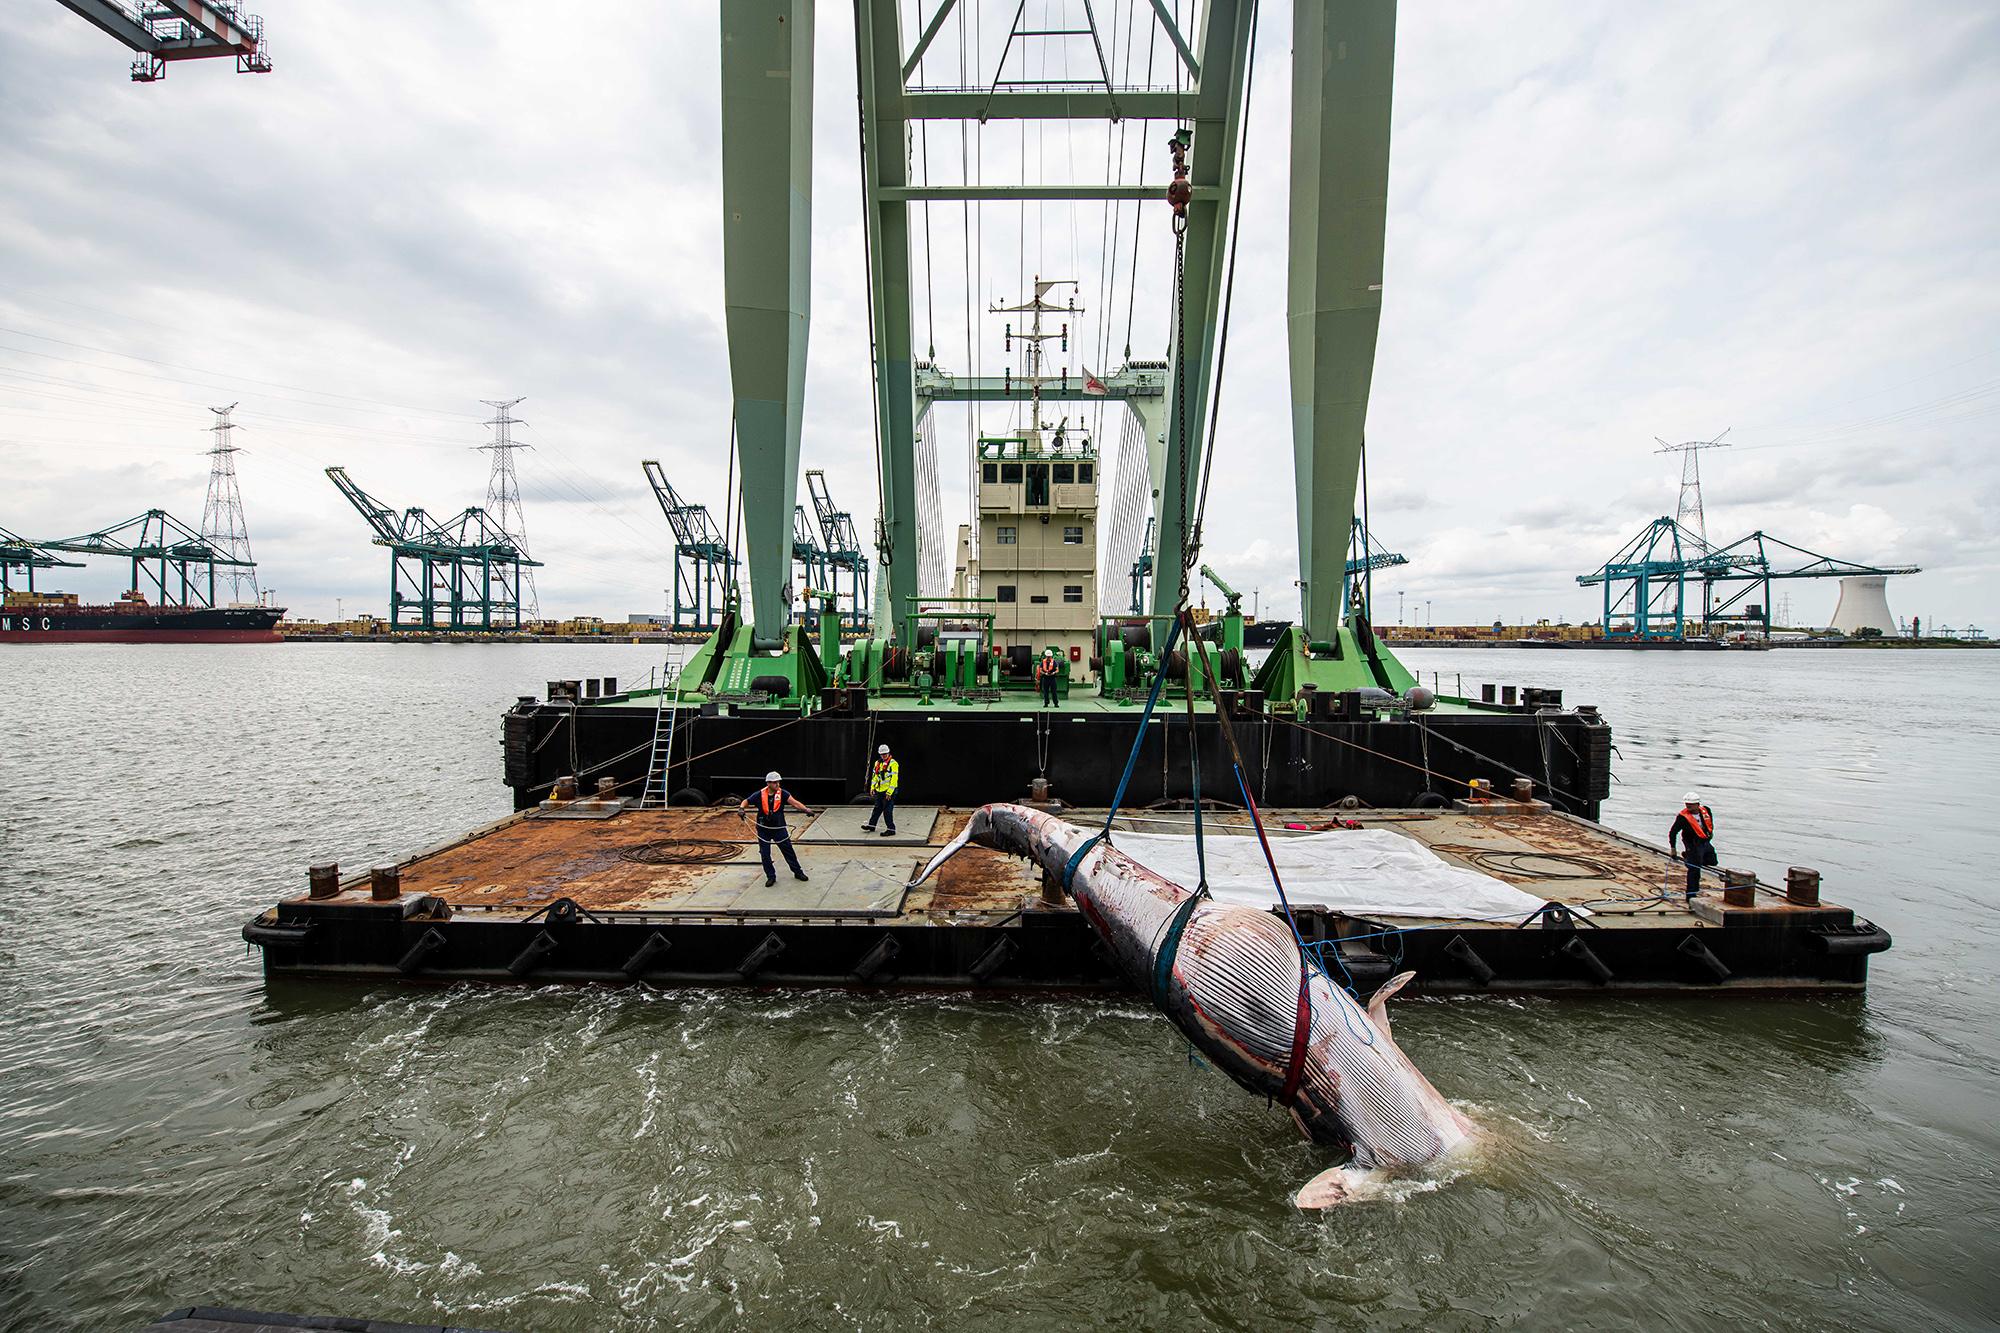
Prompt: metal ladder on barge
<box><xmin>638</xmin><ymin>661</ymin><xmax>682</xmax><ymax>809</ymax></box>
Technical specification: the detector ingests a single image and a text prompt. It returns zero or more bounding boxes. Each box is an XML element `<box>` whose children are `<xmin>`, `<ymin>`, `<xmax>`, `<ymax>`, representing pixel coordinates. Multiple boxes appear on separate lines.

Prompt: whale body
<box><xmin>915</xmin><ymin>803</ymin><xmax>1473</xmax><ymax>1206</ymax></box>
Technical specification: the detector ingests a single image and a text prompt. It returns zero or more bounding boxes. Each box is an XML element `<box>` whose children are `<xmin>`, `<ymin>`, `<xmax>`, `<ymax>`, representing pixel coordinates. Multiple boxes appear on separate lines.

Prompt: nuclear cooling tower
<box><xmin>1830</xmin><ymin>575</ymin><xmax>1895</xmax><ymax>635</ymax></box>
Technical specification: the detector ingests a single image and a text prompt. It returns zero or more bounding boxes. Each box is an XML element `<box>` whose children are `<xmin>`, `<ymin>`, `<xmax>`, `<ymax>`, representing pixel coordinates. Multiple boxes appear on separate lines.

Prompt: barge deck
<box><xmin>245</xmin><ymin>803</ymin><xmax>1890</xmax><ymax>995</ymax></box>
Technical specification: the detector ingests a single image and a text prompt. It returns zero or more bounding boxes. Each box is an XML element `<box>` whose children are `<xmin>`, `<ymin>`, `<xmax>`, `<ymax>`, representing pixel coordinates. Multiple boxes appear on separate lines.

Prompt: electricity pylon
<box><xmin>200</xmin><ymin>403</ymin><xmax>259</xmax><ymax>603</ymax></box>
<box><xmin>479</xmin><ymin>397</ymin><xmax>538</xmax><ymax>620</ymax></box>
<box><xmin>1655</xmin><ymin>429</ymin><xmax>1731</xmax><ymax>550</ymax></box>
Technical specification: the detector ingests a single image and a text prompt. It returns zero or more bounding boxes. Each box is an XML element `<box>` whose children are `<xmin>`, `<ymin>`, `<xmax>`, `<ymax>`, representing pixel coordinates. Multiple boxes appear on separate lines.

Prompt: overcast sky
<box><xmin>4</xmin><ymin>0</ymin><xmax>1995</xmax><ymax>631</ymax></box>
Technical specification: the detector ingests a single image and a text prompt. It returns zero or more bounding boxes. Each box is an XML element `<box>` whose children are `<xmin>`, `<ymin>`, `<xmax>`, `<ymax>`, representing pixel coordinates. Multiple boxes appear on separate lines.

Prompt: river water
<box><xmin>1</xmin><ymin>643</ymin><xmax>1994</xmax><ymax>1331</ymax></box>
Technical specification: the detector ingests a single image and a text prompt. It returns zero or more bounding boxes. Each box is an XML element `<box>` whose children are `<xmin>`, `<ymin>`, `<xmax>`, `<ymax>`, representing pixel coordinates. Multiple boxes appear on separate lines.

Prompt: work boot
<box><xmin>793</xmin><ymin>871</ymin><xmax>810</xmax><ymax>882</ymax></box>
<box><xmin>764</xmin><ymin>875</ymin><xmax>777</xmax><ymax>887</ymax></box>
<box><xmin>881</xmin><ymin>828</ymin><xmax>895</xmax><ymax>837</ymax></box>
<box><xmin>861</xmin><ymin>824</ymin><xmax>876</xmax><ymax>833</ymax></box>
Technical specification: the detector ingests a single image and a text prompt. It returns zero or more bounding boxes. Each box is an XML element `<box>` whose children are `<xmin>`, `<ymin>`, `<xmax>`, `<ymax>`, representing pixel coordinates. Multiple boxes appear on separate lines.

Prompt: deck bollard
<box><xmin>1721</xmin><ymin>867</ymin><xmax>1757</xmax><ymax>907</ymax></box>
<box><xmin>370</xmin><ymin>864</ymin><xmax>402</xmax><ymax>901</ymax></box>
<box><xmin>597</xmin><ymin>777</ymin><xmax>619</xmax><ymax>800</ymax></box>
<box><xmin>1510</xmin><ymin>778</ymin><xmax>1535</xmax><ymax>802</ymax></box>
<box><xmin>308</xmin><ymin>862</ymin><xmax>341</xmax><ymax>899</ymax></box>
<box><xmin>552</xmin><ymin>775</ymin><xmax>578</xmax><ymax>802</ymax></box>
<box><xmin>1785</xmin><ymin>866</ymin><xmax>1822</xmax><ymax>906</ymax></box>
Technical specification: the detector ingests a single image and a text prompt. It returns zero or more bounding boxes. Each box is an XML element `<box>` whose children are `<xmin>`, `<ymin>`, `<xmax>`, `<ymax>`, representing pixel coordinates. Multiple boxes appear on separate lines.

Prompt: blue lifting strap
<box><xmin>1150</xmin><ymin>889</ymin><xmax>1206</xmax><ymax>1005</ymax></box>
<box><xmin>1062</xmin><ymin>616</ymin><xmax>1184</xmax><ymax>893</ymax></box>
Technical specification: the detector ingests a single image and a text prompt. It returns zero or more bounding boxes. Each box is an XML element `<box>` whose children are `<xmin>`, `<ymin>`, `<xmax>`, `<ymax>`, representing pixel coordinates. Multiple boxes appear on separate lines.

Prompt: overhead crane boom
<box><xmin>641</xmin><ymin>459</ymin><xmax>737</xmax><ymax>631</ymax></box>
<box><xmin>805</xmin><ymin>469</ymin><xmax>870</xmax><ymax>631</ymax></box>
<box><xmin>54</xmin><ymin>0</ymin><xmax>272</xmax><ymax>81</ymax></box>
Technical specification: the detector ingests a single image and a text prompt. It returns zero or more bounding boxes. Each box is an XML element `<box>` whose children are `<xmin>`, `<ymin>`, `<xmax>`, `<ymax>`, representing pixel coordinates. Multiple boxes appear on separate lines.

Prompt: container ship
<box><xmin>1</xmin><ymin>591</ymin><xmax>283</xmax><ymax>643</ymax></box>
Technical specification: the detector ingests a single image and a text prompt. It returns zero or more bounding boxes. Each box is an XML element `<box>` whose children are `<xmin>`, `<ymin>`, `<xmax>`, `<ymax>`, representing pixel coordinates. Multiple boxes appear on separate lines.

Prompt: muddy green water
<box><xmin>1</xmin><ymin>644</ymin><xmax>1994</xmax><ymax>1331</ymax></box>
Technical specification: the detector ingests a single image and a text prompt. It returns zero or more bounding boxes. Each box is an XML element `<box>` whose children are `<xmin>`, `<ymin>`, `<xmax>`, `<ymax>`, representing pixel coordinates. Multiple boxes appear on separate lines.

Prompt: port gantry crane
<box><xmin>641</xmin><ymin>460</ymin><xmax>738</xmax><ymax>632</ymax></box>
<box><xmin>1578</xmin><ymin>518</ymin><xmax>1921</xmax><ymax>642</ymax></box>
<box><xmin>52</xmin><ymin>0</ymin><xmax>271</xmax><ymax>81</ymax></box>
<box><xmin>0</xmin><ymin>525</ymin><xmax>83</xmax><ymax>597</ymax></box>
<box><xmin>32</xmin><ymin>510</ymin><xmax>254</xmax><ymax>607</ymax></box>
<box><xmin>805</xmin><ymin>470</ymin><xmax>870</xmax><ymax>633</ymax></box>
<box><xmin>792</xmin><ymin>504</ymin><xmax>827</xmax><ymax>611</ymax></box>
<box><xmin>705</xmin><ymin>0</ymin><xmax>1400</xmax><ymax>704</ymax></box>
<box><xmin>325</xmin><ymin>467</ymin><xmax>539</xmax><ymax>632</ymax></box>
<box><xmin>1127</xmin><ymin>517</ymin><xmax>1156</xmax><ymax>615</ymax></box>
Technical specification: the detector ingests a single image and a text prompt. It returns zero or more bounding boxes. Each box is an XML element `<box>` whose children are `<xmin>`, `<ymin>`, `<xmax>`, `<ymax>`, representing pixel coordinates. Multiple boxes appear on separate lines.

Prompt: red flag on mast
<box><xmin>1081</xmin><ymin>366</ymin><xmax>1108</xmax><ymax>396</ymax></box>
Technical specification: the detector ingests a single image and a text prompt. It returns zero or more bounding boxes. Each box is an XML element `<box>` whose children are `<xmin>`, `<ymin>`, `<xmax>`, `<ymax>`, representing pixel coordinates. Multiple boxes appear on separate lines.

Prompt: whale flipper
<box><xmin>1365</xmin><ymin>970</ymin><xmax>1417</xmax><ymax>1036</ymax></box>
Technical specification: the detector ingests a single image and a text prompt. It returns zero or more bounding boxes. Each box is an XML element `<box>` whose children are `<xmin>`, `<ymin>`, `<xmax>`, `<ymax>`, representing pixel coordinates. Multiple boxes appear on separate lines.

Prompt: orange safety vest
<box><xmin>1680</xmin><ymin>806</ymin><xmax>1713</xmax><ymax>841</ymax></box>
<box><xmin>759</xmin><ymin>787</ymin><xmax>785</xmax><ymax>817</ymax></box>
<box><xmin>1037</xmin><ymin>656</ymin><xmax>1057</xmax><ymax>679</ymax></box>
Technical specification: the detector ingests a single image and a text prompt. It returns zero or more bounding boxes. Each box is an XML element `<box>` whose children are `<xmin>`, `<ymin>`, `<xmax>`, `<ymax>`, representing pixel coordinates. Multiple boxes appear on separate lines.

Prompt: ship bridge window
<box><xmin>1063</xmin><ymin>526</ymin><xmax>1083</xmax><ymax>544</ymax></box>
<box><xmin>983</xmin><ymin>463</ymin><xmax>998</xmax><ymax>483</ymax></box>
<box><xmin>1052</xmin><ymin>463</ymin><xmax>1074</xmax><ymax>484</ymax></box>
<box><xmin>996</xmin><ymin>526</ymin><xmax>1017</xmax><ymax>544</ymax></box>
<box><xmin>1030</xmin><ymin>595</ymin><xmax>1049</xmax><ymax>604</ymax></box>
<box><xmin>996</xmin><ymin>585</ymin><xmax>1017</xmax><ymax>603</ymax></box>
<box><xmin>1025</xmin><ymin>463</ymin><xmax>1050</xmax><ymax>506</ymax></box>
<box><xmin>1078</xmin><ymin>463</ymin><xmax>1094</xmax><ymax>484</ymax></box>
<box><xmin>1000</xmin><ymin>462</ymin><xmax>1023</xmax><ymax>484</ymax></box>
<box><xmin>1063</xmin><ymin>585</ymin><xmax>1083</xmax><ymax>603</ymax></box>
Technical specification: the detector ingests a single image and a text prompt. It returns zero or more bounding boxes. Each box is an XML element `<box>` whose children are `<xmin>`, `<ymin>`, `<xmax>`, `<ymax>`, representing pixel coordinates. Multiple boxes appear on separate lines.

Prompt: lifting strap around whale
<box><xmin>1061</xmin><ymin>616</ymin><xmax>1186</xmax><ymax>894</ymax></box>
<box><xmin>1149</xmin><ymin>889</ymin><xmax>1206</xmax><ymax>1006</ymax></box>
<box><xmin>1187</xmin><ymin>627</ymin><xmax>1323</xmax><ymax>1095</ymax></box>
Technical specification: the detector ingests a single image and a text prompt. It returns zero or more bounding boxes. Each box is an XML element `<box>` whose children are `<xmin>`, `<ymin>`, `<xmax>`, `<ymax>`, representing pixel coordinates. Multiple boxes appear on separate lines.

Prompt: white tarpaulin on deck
<box><xmin>1108</xmin><ymin>829</ymin><xmax>1555</xmax><ymax>920</ymax></box>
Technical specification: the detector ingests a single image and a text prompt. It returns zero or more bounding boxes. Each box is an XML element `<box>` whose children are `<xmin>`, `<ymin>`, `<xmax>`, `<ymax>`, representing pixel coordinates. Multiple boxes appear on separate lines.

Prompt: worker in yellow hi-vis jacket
<box><xmin>862</xmin><ymin>743</ymin><xmax>899</xmax><ymax>837</ymax></box>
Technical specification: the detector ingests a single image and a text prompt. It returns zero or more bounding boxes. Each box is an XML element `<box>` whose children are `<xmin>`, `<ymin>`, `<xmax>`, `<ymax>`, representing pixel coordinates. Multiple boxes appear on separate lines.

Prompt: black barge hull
<box><xmin>503</xmin><ymin>700</ymin><xmax>1613</xmax><ymax>817</ymax></box>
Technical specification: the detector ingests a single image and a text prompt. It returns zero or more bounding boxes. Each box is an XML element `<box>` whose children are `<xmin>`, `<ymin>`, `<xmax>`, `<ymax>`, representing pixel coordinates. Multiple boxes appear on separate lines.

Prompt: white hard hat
<box><xmin>878</xmin><ymin>744</ymin><xmax>890</xmax><ymax>754</ymax></box>
<box><xmin>1683</xmin><ymin>791</ymin><xmax>1701</xmax><ymax>804</ymax></box>
<box><xmin>766</xmin><ymin>771</ymin><xmax>782</xmax><ymax>783</ymax></box>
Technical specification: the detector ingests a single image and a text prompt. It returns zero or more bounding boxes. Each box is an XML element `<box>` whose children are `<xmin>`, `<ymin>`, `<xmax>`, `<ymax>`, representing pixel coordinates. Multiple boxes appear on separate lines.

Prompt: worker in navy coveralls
<box><xmin>1668</xmin><ymin>791</ymin><xmax>1718</xmax><ymax>899</ymax></box>
<box><xmin>1036</xmin><ymin>649</ymin><xmax>1062</xmax><ymax>707</ymax></box>
<box><xmin>740</xmin><ymin>771</ymin><xmax>814</xmax><ymax>887</ymax></box>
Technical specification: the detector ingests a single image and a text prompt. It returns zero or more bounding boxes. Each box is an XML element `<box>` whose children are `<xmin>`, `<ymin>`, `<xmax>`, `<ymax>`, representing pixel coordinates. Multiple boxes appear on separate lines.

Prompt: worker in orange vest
<box><xmin>739</xmin><ymin>771</ymin><xmax>814</xmax><ymax>887</ymax></box>
<box><xmin>1668</xmin><ymin>791</ymin><xmax>1717</xmax><ymax>900</ymax></box>
<box><xmin>1035</xmin><ymin>648</ymin><xmax>1062</xmax><ymax>707</ymax></box>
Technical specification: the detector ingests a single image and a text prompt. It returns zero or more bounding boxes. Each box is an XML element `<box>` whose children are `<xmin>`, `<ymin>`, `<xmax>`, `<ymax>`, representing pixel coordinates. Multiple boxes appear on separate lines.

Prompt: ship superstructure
<box><xmin>958</xmin><ymin>427</ymin><xmax>1099</xmax><ymax>677</ymax></box>
<box><xmin>950</xmin><ymin>278</ymin><xmax>1101</xmax><ymax>679</ymax></box>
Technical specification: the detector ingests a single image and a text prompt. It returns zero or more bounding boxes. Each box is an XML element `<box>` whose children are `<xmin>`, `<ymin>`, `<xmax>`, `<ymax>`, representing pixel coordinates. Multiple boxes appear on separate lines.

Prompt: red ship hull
<box><xmin>1</xmin><ymin>604</ymin><xmax>284</xmax><ymax>643</ymax></box>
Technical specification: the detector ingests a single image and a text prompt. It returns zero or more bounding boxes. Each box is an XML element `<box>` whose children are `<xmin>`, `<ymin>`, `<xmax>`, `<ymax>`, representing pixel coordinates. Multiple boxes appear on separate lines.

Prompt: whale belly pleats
<box><xmin>1171</xmin><ymin>905</ymin><xmax>1303</xmax><ymax>1068</ymax></box>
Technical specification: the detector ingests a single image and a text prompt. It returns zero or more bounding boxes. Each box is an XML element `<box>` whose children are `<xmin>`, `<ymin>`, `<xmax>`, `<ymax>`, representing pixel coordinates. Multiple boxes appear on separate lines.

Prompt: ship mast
<box><xmin>990</xmin><ymin>278</ymin><xmax>1077</xmax><ymax>441</ymax></box>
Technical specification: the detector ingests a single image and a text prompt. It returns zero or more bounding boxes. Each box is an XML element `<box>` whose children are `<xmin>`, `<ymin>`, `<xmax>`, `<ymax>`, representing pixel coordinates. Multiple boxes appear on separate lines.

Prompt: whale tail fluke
<box><xmin>1295</xmin><ymin>1164</ymin><xmax>1391</xmax><ymax>1209</ymax></box>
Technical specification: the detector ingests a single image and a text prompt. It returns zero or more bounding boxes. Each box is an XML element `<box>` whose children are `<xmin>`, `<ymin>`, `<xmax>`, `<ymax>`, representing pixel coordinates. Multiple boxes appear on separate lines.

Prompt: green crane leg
<box><xmin>1150</xmin><ymin>0</ymin><xmax>1254</xmax><ymax>619</ymax></box>
<box><xmin>1289</xmin><ymin>0</ymin><xmax>1394</xmax><ymax>642</ymax></box>
<box><xmin>721</xmin><ymin>0</ymin><xmax>814</xmax><ymax>643</ymax></box>
<box><xmin>856</xmin><ymin>0</ymin><xmax>917</xmax><ymax>640</ymax></box>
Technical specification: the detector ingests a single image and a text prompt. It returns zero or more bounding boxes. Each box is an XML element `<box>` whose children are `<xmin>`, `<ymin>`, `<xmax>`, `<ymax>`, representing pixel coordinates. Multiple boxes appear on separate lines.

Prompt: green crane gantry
<box><xmin>0</xmin><ymin>525</ymin><xmax>83</xmax><ymax>596</ymax></box>
<box><xmin>641</xmin><ymin>460</ymin><xmax>738</xmax><ymax>631</ymax></box>
<box><xmin>805</xmin><ymin>469</ymin><xmax>869</xmax><ymax>633</ymax></box>
<box><xmin>326</xmin><ymin>467</ymin><xmax>540</xmax><ymax>631</ymax></box>
<box><xmin>34</xmin><ymin>509</ymin><xmax>254</xmax><ymax>607</ymax></box>
<box><xmin>1578</xmin><ymin>518</ymin><xmax>1921</xmax><ymax>641</ymax></box>
<box><xmin>710</xmin><ymin>0</ymin><xmax>1403</xmax><ymax>702</ymax></box>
